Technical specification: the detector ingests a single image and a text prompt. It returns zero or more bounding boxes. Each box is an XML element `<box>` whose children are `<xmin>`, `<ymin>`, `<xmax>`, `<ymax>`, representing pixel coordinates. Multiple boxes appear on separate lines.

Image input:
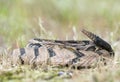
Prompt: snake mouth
<box><xmin>81</xmin><ymin>29</ymin><xmax>114</xmax><ymax>56</ymax></box>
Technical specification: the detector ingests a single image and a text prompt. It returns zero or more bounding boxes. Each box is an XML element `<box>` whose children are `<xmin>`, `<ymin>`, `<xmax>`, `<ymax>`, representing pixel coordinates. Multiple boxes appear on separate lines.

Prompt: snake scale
<box><xmin>12</xmin><ymin>29</ymin><xmax>114</xmax><ymax>68</ymax></box>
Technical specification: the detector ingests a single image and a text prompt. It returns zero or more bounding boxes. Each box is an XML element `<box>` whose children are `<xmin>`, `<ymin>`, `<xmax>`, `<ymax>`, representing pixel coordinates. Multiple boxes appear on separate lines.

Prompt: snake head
<box><xmin>81</xmin><ymin>29</ymin><xmax>114</xmax><ymax>56</ymax></box>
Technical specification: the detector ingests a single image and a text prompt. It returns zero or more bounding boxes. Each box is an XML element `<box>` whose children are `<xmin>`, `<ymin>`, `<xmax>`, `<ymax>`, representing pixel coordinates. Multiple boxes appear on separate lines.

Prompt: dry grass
<box><xmin>0</xmin><ymin>26</ymin><xmax>120</xmax><ymax>82</ymax></box>
<box><xmin>1</xmin><ymin>0</ymin><xmax>120</xmax><ymax>82</ymax></box>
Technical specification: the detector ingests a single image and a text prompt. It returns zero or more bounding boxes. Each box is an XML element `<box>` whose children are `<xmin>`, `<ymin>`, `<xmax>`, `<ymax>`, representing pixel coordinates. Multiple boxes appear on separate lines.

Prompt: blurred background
<box><xmin>0</xmin><ymin>0</ymin><xmax>120</xmax><ymax>49</ymax></box>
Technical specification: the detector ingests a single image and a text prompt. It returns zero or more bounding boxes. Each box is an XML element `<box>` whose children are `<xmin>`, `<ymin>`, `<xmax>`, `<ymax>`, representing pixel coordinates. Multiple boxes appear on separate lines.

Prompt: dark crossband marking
<box><xmin>85</xmin><ymin>46</ymin><xmax>96</xmax><ymax>51</ymax></box>
<box><xmin>19</xmin><ymin>48</ymin><xmax>25</xmax><ymax>64</ymax></box>
<box><xmin>71</xmin><ymin>51</ymin><xmax>85</xmax><ymax>63</ymax></box>
<box><xmin>28</xmin><ymin>43</ymin><xmax>42</xmax><ymax>48</ymax></box>
<box><xmin>62</xmin><ymin>46</ymin><xmax>84</xmax><ymax>63</ymax></box>
<box><xmin>19</xmin><ymin>57</ymin><xmax>24</xmax><ymax>64</ymax></box>
<box><xmin>73</xmin><ymin>51</ymin><xmax>84</xmax><ymax>57</ymax></box>
<box><xmin>47</xmin><ymin>48</ymin><xmax>56</xmax><ymax>57</ymax></box>
<box><xmin>33</xmin><ymin>38</ymin><xmax>91</xmax><ymax>46</ymax></box>
<box><xmin>20</xmin><ymin>48</ymin><xmax>25</xmax><ymax>56</ymax></box>
<box><xmin>34</xmin><ymin>47</ymin><xmax>39</xmax><ymax>57</ymax></box>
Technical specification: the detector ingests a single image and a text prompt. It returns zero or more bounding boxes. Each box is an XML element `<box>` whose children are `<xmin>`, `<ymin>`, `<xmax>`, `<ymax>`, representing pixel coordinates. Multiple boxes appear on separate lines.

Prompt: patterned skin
<box><xmin>12</xmin><ymin>29</ymin><xmax>114</xmax><ymax>68</ymax></box>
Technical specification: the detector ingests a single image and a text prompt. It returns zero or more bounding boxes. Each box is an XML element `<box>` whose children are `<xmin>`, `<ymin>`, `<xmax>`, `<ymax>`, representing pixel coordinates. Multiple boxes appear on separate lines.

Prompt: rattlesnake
<box><xmin>12</xmin><ymin>29</ymin><xmax>114</xmax><ymax>68</ymax></box>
